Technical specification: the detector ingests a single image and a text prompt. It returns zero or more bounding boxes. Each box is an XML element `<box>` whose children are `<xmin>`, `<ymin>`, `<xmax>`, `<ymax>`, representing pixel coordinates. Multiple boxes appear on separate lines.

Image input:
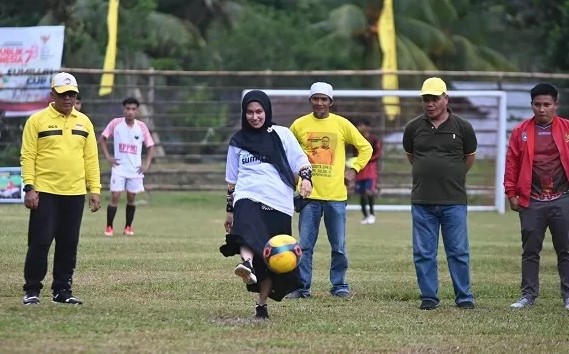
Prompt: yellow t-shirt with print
<box><xmin>290</xmin><ymin>112</ymin><xmax>372</xmax><ymax>201</ymax></box>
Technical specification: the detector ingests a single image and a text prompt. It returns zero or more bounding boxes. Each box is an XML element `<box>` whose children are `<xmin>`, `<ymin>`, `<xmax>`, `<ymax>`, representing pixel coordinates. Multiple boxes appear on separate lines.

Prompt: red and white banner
<box><xmin>0</xmin><ymin>26</ymin><xmax>64</xmax><ymax>117</ymax></box>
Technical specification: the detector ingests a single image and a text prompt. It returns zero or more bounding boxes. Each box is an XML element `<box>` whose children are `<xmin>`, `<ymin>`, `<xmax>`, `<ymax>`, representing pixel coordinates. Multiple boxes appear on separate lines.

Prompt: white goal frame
<box><xmin>243</xmin><ymin>89</ymin><xmax>507</xmax><ymax>214</ymax></box>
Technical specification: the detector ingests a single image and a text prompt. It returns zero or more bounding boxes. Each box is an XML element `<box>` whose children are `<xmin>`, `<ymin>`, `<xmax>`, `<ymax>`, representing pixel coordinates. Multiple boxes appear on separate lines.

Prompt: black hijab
<box><xmin>229</xmin><ymin>90</ymin><xmax>296</xmax><ymax>189</ymax></box>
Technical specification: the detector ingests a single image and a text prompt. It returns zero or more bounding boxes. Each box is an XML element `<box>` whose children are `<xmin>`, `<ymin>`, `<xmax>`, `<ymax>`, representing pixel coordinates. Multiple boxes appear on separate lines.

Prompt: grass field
<box><xmin>1</xmin><ymin>192</ymin><xmax>569</xmax><ymax>353</ymax></box>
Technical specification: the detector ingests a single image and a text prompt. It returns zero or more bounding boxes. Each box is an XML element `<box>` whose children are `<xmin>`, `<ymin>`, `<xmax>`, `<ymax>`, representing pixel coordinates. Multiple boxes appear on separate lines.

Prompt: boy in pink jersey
<box><xmin>98</xmin><ymin>97</ymin><xmax>155</xmax><ymax>236</ymax></box>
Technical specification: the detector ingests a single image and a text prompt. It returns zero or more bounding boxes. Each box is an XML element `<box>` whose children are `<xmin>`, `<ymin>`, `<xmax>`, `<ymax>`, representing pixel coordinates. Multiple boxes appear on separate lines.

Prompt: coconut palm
<box><xmin>38</xmin><ymin>0</ymin><xmax>206</xmax><ymax>157</ymax></box>
<box><xmin>38</xmin><ymin>0</ymin><xmax>200</xmax><ymax>70</ymax></box>
<box><xmin>314</xmin><ymin>0</ymin><xmax>517</xmax><ymax>72</ymax></box>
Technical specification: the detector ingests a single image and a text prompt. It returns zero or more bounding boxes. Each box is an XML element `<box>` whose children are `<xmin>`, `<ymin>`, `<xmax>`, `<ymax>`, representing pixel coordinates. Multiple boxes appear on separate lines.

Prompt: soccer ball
<box><xmin>263</xmin><ymin>234</ymin><xmax>302</xmax><ymax>274</ymax></box>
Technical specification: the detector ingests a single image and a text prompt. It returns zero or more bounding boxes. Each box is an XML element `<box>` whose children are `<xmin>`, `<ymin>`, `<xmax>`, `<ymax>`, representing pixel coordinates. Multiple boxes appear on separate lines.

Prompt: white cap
<box><xmin>310</xmin><ymin>82</ymin><xmax>333</xmax><ymax>100</ymax></box>
<box><xmin>51</xmin><ymin>72</ymin><xmax>79</xmax><ymax>94</ymax></box>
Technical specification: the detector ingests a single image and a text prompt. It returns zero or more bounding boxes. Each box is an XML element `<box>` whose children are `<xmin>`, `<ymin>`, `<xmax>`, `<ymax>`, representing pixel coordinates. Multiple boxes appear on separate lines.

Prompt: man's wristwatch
<box><xmin>23</xmin><ymin>184</ymin><xmax>34</xmax><ymax>193</ymax></box>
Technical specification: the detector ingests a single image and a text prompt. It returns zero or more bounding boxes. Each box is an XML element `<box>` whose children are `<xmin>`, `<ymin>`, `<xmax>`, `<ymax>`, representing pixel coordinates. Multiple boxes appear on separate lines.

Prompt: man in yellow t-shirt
<box><xmin>288</xmin><ymin>82</ymin><xmax>372</xmax><ymax>298</ymax></box>
<box><xmin>20</xmin><ymin>72</ymin><xmax>101</xmax><ymax>306</ymax></box>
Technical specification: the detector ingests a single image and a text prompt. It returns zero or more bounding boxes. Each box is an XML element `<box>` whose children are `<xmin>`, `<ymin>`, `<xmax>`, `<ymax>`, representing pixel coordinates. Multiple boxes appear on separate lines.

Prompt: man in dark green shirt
<box><xmin>402</xmin><ymin>77</ymin><xmax>477</xmax><ymax>310</ymax></box>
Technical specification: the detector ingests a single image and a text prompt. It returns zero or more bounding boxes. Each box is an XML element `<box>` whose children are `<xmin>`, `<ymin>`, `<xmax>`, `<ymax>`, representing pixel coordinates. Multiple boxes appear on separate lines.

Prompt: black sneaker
<box><xmin>419</xmin><ymin>299</ymin><xmax>438</xmax><ymax>310</ymax></box>
<box><xmin>234</xmin><ymin>259</ymin><xmax>257</xmax><ymax>285</ymax></box>
<box><xmin>23</xmin><ymin>291</ymin><xmax>40</xmax><ymax>305</ymax></box>
<box><xmin>52</xmin><ymin>290</ymin><xmax>83</xmax><ymax>305</ymax></box>
<box><xmin>255</xmin><ymin>304</ymin><xmax>269</xmax><ymax>319</ymax></box>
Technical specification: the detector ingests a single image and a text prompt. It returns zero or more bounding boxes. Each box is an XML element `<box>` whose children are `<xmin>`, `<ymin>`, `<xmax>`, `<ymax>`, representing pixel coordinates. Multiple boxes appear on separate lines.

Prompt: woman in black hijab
<box><xmin>220</xmin><ymin>90</ymin><xmax>312</xmax><ymax>319</ymax></box>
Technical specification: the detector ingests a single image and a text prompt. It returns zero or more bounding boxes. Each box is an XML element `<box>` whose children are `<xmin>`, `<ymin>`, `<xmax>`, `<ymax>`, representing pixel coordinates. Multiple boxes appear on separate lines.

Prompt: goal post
<box><xmin>243</xmin><ymin>89</ymin><xmax>507</xmax><ymax>214</ymax></box>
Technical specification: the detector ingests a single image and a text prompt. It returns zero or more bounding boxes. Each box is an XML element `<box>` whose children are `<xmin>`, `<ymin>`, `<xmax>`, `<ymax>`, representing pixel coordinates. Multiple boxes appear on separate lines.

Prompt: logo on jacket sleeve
<box><xmin>522</xmin><ymin>131</ymin><xmax>527</xmax><ymax>142</ymax></box>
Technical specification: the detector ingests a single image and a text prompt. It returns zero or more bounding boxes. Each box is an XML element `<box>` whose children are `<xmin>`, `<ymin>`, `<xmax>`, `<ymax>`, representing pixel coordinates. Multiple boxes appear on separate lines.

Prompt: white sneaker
<box><xmin>564</xmin><ymin>298</ymin><xmax>569</xmax><ymax>310</ymax></box>
<box><xmin>360</xmin><ymin>217</ymin><xmax>369</xmax><ymax>224</ymax></box>
<box><xmin>510</xmin><ymin>297</ymin><xmax>534</xmax><ymax>308</ymax></box>
<box><xmin>366</xmin><ymin>215</ymin><xmax>376</xmax><ymax>224</ymax></box>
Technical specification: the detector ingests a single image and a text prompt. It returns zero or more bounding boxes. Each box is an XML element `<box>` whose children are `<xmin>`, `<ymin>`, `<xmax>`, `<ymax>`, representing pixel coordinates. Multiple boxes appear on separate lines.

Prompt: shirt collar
<box><xmin>47</xmin><ymin>102</ymin><xmax>79</xmax><ymax>119</ymax></box>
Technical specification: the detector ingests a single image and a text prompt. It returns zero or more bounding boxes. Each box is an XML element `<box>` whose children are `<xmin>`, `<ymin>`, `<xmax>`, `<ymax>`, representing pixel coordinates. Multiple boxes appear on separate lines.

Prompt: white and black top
<box><xmin>226</xmin><ymin>125</ymin><xmax>310</xmax><ymax>216</ymax></box>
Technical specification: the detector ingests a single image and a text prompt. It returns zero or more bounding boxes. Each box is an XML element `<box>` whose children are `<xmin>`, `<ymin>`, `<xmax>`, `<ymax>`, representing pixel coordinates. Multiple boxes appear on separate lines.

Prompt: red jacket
<box><xmin>504</xmin><ymin>116</ymin><xmax>569</xmax><ymax>207</ymax></box>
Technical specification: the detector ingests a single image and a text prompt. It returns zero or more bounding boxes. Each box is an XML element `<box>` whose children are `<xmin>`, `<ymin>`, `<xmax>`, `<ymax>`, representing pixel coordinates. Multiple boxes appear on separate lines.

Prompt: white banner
<box><xmin>0</xmin><ymin>26</ymin><xmax>64</xmax><ymax>117</ymax></box>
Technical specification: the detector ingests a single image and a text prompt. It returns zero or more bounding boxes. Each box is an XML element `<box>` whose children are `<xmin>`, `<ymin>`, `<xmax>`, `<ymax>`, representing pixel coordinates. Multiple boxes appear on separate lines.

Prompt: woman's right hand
<box><xmin>224</xmin><ymin>212</ymin><xmax>234</xmax><ymax>233</ymax></box>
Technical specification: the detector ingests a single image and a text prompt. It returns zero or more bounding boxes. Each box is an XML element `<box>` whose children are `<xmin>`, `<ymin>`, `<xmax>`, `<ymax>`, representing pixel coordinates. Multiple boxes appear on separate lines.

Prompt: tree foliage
<box><xmin>0</xmin><ymin>0</ymin><xmax>567</xmax><ymax>73</ymax></box>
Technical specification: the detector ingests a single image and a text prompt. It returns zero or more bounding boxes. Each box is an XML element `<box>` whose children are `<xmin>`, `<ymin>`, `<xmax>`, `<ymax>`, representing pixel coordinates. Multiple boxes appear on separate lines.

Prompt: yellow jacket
<box><xmin>20</xmin><ymin>103</ymin><xmax>101</xmax><ymax>195</ymax></box>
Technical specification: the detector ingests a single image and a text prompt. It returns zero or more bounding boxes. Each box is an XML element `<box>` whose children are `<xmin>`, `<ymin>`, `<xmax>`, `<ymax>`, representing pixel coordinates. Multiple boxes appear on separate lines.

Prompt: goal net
<box><xmin>243</xmin><ymin>89</ymin><xmax>507</xmax><ymax>214</ymax></box>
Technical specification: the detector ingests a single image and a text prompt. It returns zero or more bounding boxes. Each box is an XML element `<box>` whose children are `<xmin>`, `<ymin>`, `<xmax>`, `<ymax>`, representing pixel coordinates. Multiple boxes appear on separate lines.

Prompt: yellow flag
<box><xmin>99</xmin><ymin>0</ymin><xmax>119</xmax><ymax>96</ymax></box>
<box><xmin>377</xmin><ymin>0</ymin><xmax>400</xmax><ymax>119</ymax></box>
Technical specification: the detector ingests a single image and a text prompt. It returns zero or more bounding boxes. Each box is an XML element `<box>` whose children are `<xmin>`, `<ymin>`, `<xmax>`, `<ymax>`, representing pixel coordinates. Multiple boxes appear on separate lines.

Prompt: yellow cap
<box><xmin>51</xmin><ymin>72</ymin><xmax>79</xmax><ymax>94</ymax></box>
<box><xmin>420</xmin><ymin>77</ymin><xmax>446</xmax><ymax>96</ymax></box>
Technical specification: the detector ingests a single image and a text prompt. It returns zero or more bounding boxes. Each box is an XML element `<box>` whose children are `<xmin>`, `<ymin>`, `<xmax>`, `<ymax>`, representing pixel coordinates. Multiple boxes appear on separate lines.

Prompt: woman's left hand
<box><xmin>299</xmin><ymin>179</ymin><xmax>312</xmax><ymax>198</ymax></box>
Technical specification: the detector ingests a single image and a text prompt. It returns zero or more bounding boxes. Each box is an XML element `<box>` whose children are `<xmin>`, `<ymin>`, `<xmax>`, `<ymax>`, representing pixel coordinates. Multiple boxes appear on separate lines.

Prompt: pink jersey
<box><xmin>101</xmin><ymin>118</ymin><xmax>155</xmax><ymax>178</ymax></box>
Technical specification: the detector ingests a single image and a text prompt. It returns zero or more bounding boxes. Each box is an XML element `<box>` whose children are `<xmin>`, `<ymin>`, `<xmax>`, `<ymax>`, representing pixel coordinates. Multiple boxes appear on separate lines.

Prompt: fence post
<box><xmin>133</xmin><ymin>82</ymin><xmax>166</xmax><ymax>158</ymax></box>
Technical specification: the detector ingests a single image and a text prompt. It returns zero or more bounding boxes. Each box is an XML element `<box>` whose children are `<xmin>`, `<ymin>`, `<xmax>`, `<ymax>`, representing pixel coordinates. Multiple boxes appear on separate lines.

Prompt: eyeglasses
<box><xmin>421</xmin><ymin>95</ymin><xmax>443</xmax><ymax>103</ymax></box>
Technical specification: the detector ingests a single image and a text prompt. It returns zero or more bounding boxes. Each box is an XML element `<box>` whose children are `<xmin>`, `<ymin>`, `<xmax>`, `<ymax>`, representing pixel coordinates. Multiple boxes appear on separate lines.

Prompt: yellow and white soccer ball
<box><xmin>263</xmin><ymin>234</ymin><xmax>302</xmax><ymax>274</ymax></box>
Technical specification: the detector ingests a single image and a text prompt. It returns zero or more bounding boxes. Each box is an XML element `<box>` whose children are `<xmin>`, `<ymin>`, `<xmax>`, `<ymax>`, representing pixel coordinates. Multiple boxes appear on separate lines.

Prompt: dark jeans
<box><xmin>519</xmin><ymin>195</ymin><xmax>569</xmax><ymax>300</ymax></box>
<box><xmin>23</xmin><ymin>193</ymin><xmax>85</xmax><ymax>293</ymax></box>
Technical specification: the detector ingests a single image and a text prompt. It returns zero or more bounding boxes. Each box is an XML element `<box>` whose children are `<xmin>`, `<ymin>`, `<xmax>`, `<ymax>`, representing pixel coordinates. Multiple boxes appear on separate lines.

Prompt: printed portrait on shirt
<box><xmin>307</xmin><ymin>132</ymin><xmax>336</xmax><ymax>166</ymax></box>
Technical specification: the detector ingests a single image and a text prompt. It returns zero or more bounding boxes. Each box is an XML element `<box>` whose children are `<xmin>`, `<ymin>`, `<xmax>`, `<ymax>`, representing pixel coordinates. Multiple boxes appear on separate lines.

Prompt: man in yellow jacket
<box><xmin>20</xmin><ymin>72</ymin><xmax>101</xmax><ymax>305</ymax></box>
<box><xmin>288</xmin><ymin>82</ymin><xmax>372</xmax><ymax>298</ymax></box>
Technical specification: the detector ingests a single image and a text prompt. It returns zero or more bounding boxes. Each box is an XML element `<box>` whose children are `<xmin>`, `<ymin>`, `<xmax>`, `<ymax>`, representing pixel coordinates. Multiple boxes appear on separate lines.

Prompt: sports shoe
<box><xmin>420</xmin><ymin>299</ymin><xmax>439</xmax><ymax>310</ymax></box>
<box><xmin>360</xmin><ymin>217</ymin><xmax>369</xmax><ymax>224</ymax></box>
<box><xmin>104</xmin><ymin>226</ymin><xmax>113</xmax><ymax>236</ymax></box>
<box><xmin>285</xmin><ymin>290</ymin><xmax>310</xmax><ymax>299</ymax></box>
<box><xmin>123</xmin><ymin>226</ymin><xmax>134</xmax><ymax>236</ymax></box>
<box><xmin>332</xmin><ymin>290</ymin><xmax>350</xmax><ymax>298</ymax></box>
<box><xmin>52</xmin><ymin>290</ymin><xmax>83</xmax><ymax>305</ymax></box>
<box><xmin>255</xmin><ymin>304</ymin><xmax>269</xmax><ymax>319</ymax></box>
<box><xmin>23</xmin><ymin>291</ymin><xmax>40</xmax><ymax>305</ymax></box>
<box><xmin>366</xmin><ymin>215</ymin><xmax>376</xmax><ymax>224</ymax></box>
<box><xmin>564</xmin><ymin>298</ymin><xmax>569</xmax><ymax>310</ymax></box>
<box><xmin>234</xmin><ymin>260</ymin><xmax>257</xmax><ymax>285</ymax></box>
<box><xmin>510</xmin><ymin>297</ymin><xmax>534</xmax><ymax>309</ymax></box>
<box><xmin>457</xmin><ymin>301</ymin><xmax>475</xmax><ymax>309</ymax></box>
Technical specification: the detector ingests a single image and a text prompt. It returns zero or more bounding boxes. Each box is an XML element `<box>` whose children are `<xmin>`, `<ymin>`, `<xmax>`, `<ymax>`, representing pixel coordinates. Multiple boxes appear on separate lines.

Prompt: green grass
<box><xmin>1</xmin><ymin>192</ymin><xmax>569</xmax><ymax>353</ymax></box>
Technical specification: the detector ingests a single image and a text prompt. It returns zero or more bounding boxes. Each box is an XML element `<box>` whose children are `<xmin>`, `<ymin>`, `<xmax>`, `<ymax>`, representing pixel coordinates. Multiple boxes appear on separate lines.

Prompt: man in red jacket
<box><xmin>504</xmin><ymin>83</ymin><xmax>569</xmax><ymax>309</ymax></box>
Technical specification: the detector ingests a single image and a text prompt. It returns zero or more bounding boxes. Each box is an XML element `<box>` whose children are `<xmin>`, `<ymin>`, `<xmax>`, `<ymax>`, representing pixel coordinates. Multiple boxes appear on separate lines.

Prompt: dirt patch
<box><xmin>210</xmin><ymin>316</ymin><xmax>269</xmax><ymax>326</ymax></box>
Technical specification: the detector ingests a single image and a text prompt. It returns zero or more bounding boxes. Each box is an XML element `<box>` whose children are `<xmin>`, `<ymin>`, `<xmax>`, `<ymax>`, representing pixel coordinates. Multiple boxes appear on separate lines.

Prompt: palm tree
<box><xmin>315</xmin><ymin>0</ymin><xmax>517</xmax><ymax>72</ymax></box>
<box><xmin>39</xmin><ymin>0</ymin><xmax>205</xmax><ymax>157</ymax></box>
<box><xmin>157</xmin><ymin>0</ymin><xmax>243</xmax><ymax>38</ymax></box>
<box><xmin>39</xmin><ymin>0</ymin><xmax>200</xmax><ymax>70</ymax></box>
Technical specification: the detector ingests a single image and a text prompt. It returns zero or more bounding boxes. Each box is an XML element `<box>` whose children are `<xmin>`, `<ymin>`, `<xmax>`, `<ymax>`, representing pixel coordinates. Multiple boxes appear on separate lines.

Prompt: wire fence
<box><xmin>1</xmin><ymin>69</ymin><xmax>567</xmax><ymax>194</ymax></box>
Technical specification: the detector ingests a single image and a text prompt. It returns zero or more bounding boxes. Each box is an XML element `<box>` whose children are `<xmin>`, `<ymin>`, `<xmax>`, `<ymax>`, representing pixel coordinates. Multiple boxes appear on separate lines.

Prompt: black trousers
<box><xmin>23</xmin><ymin>193</ymin><xmax>85</xmax><ymax>293</ymax></box>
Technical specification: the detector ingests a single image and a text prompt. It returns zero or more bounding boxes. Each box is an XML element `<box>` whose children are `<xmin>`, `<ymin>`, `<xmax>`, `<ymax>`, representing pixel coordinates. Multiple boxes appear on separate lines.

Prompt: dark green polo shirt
<box><xmin>402</xmin><ymin>111</ymin><xmax>477</xmax><ymax>204</ymax></box>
